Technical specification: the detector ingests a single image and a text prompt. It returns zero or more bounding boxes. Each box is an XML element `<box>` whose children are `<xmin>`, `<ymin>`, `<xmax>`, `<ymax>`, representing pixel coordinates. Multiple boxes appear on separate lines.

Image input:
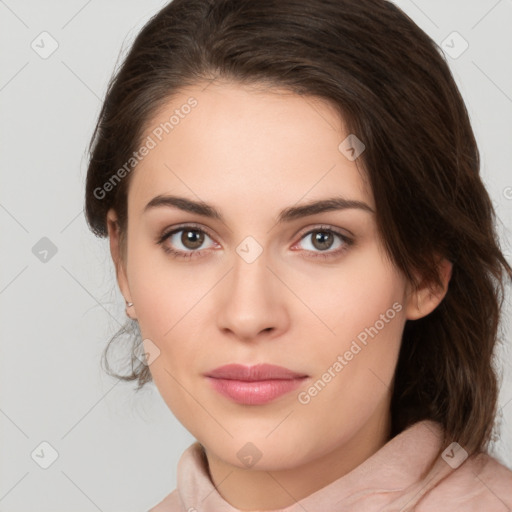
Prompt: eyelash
<box><xmin>156</xmin><ymin>223</ymin><xmax>354</xmax><ymax>261</ymax></box>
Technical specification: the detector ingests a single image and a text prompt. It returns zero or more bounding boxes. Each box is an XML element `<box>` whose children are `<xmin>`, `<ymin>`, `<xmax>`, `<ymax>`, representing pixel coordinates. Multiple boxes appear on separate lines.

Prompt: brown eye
<box><xmin>311</xmin><ymin>231</ymin><xmax>335</xmax><ymax>251</ymax></box>
<box><xmin>181</xmin><ymin>229</ymin><xmax>205</xmax><ymax>249</ymax></box>
<box><xmin>157</xmin><ymin>225</ymin><xmax>217</xmax><ymax>259</ymax></box>
<box><xmin>293</xmin><ymin>226</ymin><xmax>354</xmax><ymax>260</ymax></box>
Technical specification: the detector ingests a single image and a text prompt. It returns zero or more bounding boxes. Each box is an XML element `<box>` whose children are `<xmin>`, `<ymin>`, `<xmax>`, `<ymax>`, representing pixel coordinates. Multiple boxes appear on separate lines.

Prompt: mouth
<box><xmin>204</xmin><ymin>364</ymin><xmax>309</xmax><ymax>405</ymax></box>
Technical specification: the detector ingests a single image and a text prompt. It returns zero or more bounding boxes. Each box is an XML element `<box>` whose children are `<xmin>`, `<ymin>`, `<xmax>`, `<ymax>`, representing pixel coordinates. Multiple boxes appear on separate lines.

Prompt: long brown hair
<box><xmin>84</xmin><ymin>0</ymin><xmax>512</xmax><ymax>456</ymax></box>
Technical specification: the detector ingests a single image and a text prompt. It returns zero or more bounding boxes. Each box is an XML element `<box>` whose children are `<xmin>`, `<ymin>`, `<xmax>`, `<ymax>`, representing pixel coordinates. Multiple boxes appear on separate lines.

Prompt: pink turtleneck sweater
<box><xmin>148</xmin><ymin>420</ymin><xmax>512</xmax><ymax>511</ymax></box>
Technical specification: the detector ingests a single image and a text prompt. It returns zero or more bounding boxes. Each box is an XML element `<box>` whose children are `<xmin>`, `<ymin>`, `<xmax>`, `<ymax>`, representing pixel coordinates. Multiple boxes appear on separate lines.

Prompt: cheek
<box><xmin>296</xmin><ymin>246</ymin><xmax>406</xmax><ymax>400</ymax></box>
<box><xmin>125</xmin><ymin>241</ymin><xmax>207</xmax><ymax>374</ymax></box>
<box><xmin>127</xmin><ymin>250</ymin><xmax>203</xmax><ymax>422</ymax></box>
<box><xmin>126</xmin><ymin>239</ymin><xmax>192</xmax><ymax>336</ymax></box>
<box><xmin>293</xmin><ymin>244</ymin><xmax>405</xmax><ymax>344</ymax></box>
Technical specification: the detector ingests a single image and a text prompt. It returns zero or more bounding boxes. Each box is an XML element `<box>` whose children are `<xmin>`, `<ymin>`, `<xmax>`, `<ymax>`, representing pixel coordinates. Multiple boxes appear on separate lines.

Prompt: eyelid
<box><xmin>293</xmin><ymin>223</ymin><xmax>353</xmax><ymax>242</ymax></box>
<box><xmin>290</xmin><ymin>224</ymin><xmax>354</xmax><ymax>258</ymax></box>
<box><xmin>157</xmin><ymin>222</ymin><xmax>218</xmax><ymax>245</ymax></box>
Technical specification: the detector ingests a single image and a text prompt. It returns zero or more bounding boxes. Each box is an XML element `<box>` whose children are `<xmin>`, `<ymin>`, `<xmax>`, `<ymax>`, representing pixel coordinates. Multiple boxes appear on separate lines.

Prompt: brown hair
<box><xmin>84</xmin><ymin>0</ymin><xmax>512</xmax><ymax>456</ymax></box>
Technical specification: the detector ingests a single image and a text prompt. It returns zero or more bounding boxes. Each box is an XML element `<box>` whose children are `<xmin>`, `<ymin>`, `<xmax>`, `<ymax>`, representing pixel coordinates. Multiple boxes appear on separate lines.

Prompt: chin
<box><xmin>198</xmin><ymin>431</ymin><xmax>324</xmax><ymax>472</ymax></box>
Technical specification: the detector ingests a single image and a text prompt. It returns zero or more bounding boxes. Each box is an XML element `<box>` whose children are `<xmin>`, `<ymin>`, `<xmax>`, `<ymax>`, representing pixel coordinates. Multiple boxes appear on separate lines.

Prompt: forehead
<box><xmin>128</xmin><ymin>81</ymin><xmax>373</xmax><ymax>216</ymax></box>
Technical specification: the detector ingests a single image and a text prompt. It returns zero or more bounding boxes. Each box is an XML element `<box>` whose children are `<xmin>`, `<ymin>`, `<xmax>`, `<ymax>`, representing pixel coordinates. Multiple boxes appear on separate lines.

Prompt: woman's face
<box><xmin>108</xmin><ymin>81</ymin><xmax>424</xmax><ymax>472</ymax></box>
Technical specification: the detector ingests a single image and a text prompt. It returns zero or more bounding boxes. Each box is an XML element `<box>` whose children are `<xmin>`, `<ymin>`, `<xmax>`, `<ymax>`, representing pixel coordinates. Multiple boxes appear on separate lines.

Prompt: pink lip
<box><xmin>205</xmin><ymin>364</ymin><xmax>308</xmax><ymax>405</ymax></box>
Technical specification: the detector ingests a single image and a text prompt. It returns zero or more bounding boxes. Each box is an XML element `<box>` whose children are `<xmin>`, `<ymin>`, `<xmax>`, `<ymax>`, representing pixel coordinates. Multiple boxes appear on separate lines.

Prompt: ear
<box><xmin>106</xmin><ymin>209</ymin><xmax>136</xmax><ymax>320</ymax></box>
<box><xmin>404</xmin><ymin>257</ymin><xmax>453</xmax><ymax>320</ymax></box>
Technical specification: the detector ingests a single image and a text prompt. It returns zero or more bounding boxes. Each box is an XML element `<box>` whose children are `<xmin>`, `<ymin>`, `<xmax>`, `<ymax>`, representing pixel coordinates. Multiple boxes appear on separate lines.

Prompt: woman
<box><xmin>84</xmin><ymin>0</ymin><xmax>512</xmax><ymax>510</ymax></box>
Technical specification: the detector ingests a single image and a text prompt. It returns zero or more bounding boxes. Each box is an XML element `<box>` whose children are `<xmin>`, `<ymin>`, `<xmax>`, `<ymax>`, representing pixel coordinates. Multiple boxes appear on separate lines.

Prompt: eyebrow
<box><xmin>143</xmin><ymin>194</ymin><xmax>374</xmax><ymax>223</ymax></box>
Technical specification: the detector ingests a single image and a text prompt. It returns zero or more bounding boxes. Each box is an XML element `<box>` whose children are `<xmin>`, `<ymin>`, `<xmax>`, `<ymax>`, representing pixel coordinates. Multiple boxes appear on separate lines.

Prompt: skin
<box><xmin>106</xmin><ymin>81</ymin><xmax>452</xmax><ymax>510</ymax></box>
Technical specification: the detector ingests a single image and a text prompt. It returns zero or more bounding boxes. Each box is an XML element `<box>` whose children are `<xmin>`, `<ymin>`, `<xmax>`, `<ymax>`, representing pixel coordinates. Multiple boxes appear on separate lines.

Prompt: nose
<box><xmin>215</xmin><ymin>247</ymin><xmax>290</xmax><ymax>343</ymax></box>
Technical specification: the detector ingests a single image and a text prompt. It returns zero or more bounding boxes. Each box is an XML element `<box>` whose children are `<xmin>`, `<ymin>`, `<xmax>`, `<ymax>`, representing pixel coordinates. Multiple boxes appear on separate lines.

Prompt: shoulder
<box><xmin>147</xmin><ymin>489</ymin><xmax>183</xmax><ymax>512</ymax></box>
<box><xmin>418</xmin><ymin>452</ymin><xmax>512</xmax><ymax>511</ymax></box>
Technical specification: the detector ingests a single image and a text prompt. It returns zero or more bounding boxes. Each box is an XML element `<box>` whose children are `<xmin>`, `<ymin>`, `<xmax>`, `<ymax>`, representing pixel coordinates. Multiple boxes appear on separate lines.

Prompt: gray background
<box><xmin>0</xmin><ymin>1</ymin><xmax>511</xmax><ymax>511</ymax></box>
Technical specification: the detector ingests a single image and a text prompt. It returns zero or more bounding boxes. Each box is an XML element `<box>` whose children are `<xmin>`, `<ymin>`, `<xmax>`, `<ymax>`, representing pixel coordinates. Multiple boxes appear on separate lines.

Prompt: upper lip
<box><xmin>205</xmin><ymin>364</ymin><xmax>308</xmax><ymax>381</ymax></box>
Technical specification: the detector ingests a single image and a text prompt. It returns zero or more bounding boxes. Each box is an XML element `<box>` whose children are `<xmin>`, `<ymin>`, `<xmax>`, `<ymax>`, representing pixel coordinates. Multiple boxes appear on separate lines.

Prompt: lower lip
<box><xmin>206</xmin><ymin>377</ymin><xmax>307</xmax><ymax>405</ymax></box>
